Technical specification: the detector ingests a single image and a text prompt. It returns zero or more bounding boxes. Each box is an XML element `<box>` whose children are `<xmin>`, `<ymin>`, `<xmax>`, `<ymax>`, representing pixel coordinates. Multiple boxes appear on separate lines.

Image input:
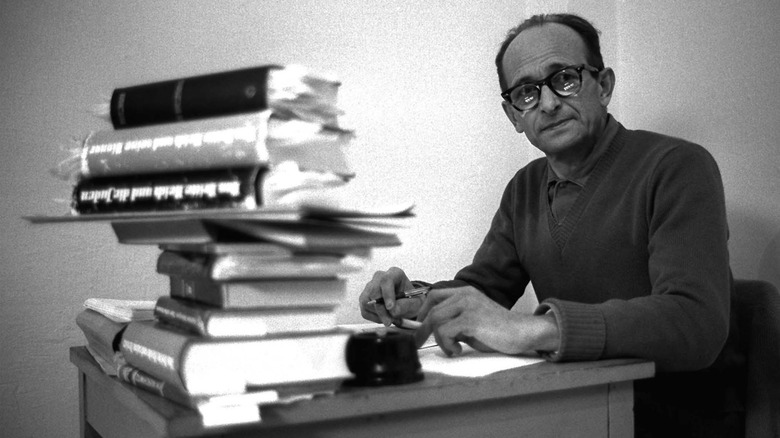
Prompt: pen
<box><xmin>367</xmin><ymin>286</ymin><xmax>431</xmax><ymax>307</ymax></box>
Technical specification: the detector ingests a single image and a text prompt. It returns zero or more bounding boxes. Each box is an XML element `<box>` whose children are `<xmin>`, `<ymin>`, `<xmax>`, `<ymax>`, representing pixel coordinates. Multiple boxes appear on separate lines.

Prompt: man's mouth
<box><xmin>541</xmin><ymin>118</ymin><xmax>571</xmax><ymax>131</ymax></box>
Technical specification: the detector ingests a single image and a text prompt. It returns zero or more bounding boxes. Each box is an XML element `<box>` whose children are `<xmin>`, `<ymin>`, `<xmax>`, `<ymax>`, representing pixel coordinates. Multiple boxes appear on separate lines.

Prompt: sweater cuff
<box><xmin>534</xmin><ymin>298</ymin><xmax>606</xmax><ymax>362</ymax></box>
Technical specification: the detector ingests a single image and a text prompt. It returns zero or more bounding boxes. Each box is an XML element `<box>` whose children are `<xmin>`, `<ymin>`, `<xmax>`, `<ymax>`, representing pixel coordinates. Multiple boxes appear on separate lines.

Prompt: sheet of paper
<box><xmin>339</xmin><ymin>323</ymin><xmax>545</xmax><ymax>377</ymax></box>
<box><xmin>418</xmin><ymin>344</ymin><xmax>545</xmax><ymax>378</ymax></box>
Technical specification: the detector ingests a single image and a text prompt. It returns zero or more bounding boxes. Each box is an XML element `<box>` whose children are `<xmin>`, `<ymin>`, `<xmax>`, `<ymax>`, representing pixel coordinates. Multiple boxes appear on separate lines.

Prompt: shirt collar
<box><xmin>546</xmin><ymin>114</ymin><xmax>619</xmax><ymax>187</ymax></box>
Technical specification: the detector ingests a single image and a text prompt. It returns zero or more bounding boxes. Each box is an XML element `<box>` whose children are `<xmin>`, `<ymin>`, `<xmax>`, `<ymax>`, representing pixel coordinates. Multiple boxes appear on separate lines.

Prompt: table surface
<box><xmin>71</xmin><ymin>346</ymin><xmax>655</xmax><ymax>437</ymax></box>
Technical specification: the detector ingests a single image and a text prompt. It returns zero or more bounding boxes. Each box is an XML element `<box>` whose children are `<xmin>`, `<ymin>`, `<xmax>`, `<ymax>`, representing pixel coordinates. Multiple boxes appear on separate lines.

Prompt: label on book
<box><xmin>81</xmin><ymin>112</ymin><xmax>271</xmax><ymax>178</ymax></box>
<box><xmin>72</xmin><ymin>166</ymin><xmax>266</xmax><ymax>214</ymax></box>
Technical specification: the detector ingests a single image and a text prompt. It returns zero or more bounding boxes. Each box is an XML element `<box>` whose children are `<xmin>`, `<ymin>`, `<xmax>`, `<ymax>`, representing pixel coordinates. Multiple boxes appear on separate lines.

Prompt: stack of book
<box><xmin>63</xmin><ymin>65</ymin><xmax>413</xmax><ymax>428</ymax></box>
<box><xmin>66</xmin><ymin>64</ymin><xmax>353</xmax><ymax>214</ymax></box>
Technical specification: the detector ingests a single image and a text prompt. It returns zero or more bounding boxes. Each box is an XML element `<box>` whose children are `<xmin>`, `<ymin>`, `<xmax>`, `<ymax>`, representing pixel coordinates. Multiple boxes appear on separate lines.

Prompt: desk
<box><xmin>71</xmin><ymin>346</ymin><xmax>654</xmax><ymax>438</ymax></box>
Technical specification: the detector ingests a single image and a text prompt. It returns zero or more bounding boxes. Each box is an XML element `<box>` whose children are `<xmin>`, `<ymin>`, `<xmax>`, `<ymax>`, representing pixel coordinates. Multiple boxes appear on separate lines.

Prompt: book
<box><xmin>25</xmin><ymin>193</ymin><xmax>415</xmax><ymax>224</ymax></box>
<box><xmin>116</xmin><ymin>362</ymin><xmax>278</xmax><ymax>409</ymax></box>
<box><xmin>112</xmin><ymin>218</ymin><xmax>264</xmax><ymax>245</ymax></box>
<box><xmin>119</xmin><ymin>320</ymin><xmax>352</xmax><ymax>396</ymax></box>
<box><xmin>76</xmin><ymin>309</ymin><xmax>130</xmax><ymax>375</ymax></box>
<box><xmin>80</xmin><ymin>111</ymin><xmax>354</xmax><ymax>179</ymax></box>
<box><xmin>110</xmin><ymin>216</ymin><xmax>404</xmax><ymax>246</ymax></box>
<box><xmin>154</xmin><ymin>296</ymin><xmax>337</xmax><ymax>338</ymax></box>
<box><xmin>116</xmin><ymin>361</ymin><xmax>339</xmax><ymax>427</ymax></box>
<box><xmin>168</xmin><ymin>276</ymin><xmax>347</xmax><ymax>309</ymax></box>
<box><xmin>83</xmin><ymin>298</ymin><xmax>156</xmax><ymax>323</ymax></box>
<box><xmin>159</xmin><ymin>242</ymin><xmax>293</xmax><ymax>255</ymax></box>
<box><xmin>156</xmin><ymin>249</ymin><xmax>367</xmax><ymax>281</ymax></box>
<box><xmin>213</xmin><ymin>219</ymin><xmax>402</xmax><ymax>251</ymax></box>
<box><xmin>72</xmin><ymin>166</ymin><xmax>266</xmax><ymax>214</ymax></box>
<box><xmin>109</xmin><ymin>64</ymin><xmax>342</xmax><ymax>129</ymax></box>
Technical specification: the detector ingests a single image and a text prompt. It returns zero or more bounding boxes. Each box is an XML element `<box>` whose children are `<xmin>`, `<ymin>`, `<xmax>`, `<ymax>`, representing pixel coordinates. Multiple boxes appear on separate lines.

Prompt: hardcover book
<box><xmin>116</xmin><ymin>362</ymin><xmax>339</xmax><ymax>427</ymax></box>
<box><xmin>109</xmin><ymin>64</ymin><xmax>342</xmax><ymax>129</ymax></box>
<box><xmin>156</xmin><ymin>249</ymin><xmax>367</xmax><ymax>281</ymax></box>
<box><xmin>119</xmin><ymin>320</ymin><xmax>352</xmax><ymax>396</ymax></box>
<box><xmin>72</xmin><ymin>166</ymin><xmax>266</xmax><ymax>214</ymax></box>
<box><xmin>75</xmin><ymin>309</ymin><xmax>130</xmax><ymax>375</ymax></box>
<box><xmin>116</xmin><ymin>362</ymin><xmax>278</xmax><ymax>410</ymax></box>
<box><xmin>168</xmin><ymin>276</ymin><xmax>347</xmax><ymax>309</ymax></box>
<box><xmin>154</xmin><ymin>296</ymin><xmax>337</xmax><ymax>338</ymax></box>
<box><xmin>80</xmin><ymin>111</ymin><xmax>353</xmax><ymax>179</ymax></box>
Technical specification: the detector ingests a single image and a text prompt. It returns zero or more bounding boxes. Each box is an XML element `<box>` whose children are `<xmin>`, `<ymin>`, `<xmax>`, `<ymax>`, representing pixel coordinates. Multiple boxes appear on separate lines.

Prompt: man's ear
<box><xmin>501</xmin><ymin>101</ymin><xmax>525</xmax><ymax>134</ymax></box>
<box><xmin>598</xmin><ymin>67</ymin><xmax>616</xmax><ymax>107</ymax></box>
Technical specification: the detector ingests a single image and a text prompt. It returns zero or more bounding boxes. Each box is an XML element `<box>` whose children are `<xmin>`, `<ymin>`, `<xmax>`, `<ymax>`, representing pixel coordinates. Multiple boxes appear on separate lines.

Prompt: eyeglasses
<box><xmin>501</xmin><ymin>64</ymin><xmax>602</xmax><ymax>112</ymax></box>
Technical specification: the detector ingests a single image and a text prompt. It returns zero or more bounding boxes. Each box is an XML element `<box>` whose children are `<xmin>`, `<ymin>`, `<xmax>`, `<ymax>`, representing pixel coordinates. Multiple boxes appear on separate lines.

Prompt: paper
<box><xmin>418</xmin><ymin>344</ymin><xmax>545</xmax><ymax>378</ymax></box>
<box><xmin>83</xmin><ymin>298</ymin><xmax>156</xmax><ymax>323</ymax></box>
<box><xmin>338</xmin><ymin>323</ymin><xmax>545</xmax><ymax>377</ymax></box>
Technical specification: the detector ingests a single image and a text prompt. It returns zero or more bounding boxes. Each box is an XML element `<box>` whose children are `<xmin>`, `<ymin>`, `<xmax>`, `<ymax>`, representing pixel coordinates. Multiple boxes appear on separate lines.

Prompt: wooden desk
<box><xmin>71</xmin><ymin>346</ymin><xmax>654</xmax><ymax>438</ymax></box>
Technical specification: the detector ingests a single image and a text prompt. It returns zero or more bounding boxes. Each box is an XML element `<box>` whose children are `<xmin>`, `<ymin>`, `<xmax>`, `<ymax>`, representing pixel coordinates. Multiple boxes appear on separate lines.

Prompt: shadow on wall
<box><xmin>728</xmin><ymin>207</ymin><xmax>780</xmax><ymax>290</ymax></box>
<box><xmin>758</xmin><ymin>230</ymin><xmax>780</xmax><ymax>291</ymax></box>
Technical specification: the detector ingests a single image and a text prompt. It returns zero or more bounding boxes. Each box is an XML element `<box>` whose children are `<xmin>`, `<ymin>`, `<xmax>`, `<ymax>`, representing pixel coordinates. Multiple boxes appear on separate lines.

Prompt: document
<box><xmin>418</xmin><ymin>344</ymin><xmax>544</xmax><ymax>378</ymax></box>
<box><xmin>339</xmin><ymin>323</ymin><xmax>545</xmax><ymax>378</ymax></box>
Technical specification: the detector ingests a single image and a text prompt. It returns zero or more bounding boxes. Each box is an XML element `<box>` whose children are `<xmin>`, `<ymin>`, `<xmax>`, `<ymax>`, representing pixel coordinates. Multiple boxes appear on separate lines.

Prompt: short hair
<box><xmin>495</xmin><ymin>13</ymin><xmax>604</xmax><ymax>91</ymax></box>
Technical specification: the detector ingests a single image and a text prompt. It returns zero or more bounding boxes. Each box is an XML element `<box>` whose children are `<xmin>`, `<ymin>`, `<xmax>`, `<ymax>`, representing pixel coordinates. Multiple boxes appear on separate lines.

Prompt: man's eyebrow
<box><xmin>516</xmin><ymin>62</ymin><xmax>571</xmax><ymax>85</ymax></box>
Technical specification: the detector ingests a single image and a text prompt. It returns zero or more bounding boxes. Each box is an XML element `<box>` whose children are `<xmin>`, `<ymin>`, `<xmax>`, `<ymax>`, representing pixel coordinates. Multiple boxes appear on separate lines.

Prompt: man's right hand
<box><xmin>358</xmin><ymin>267</ymin><xmax>424</xmax><ymax>326</ymax></box>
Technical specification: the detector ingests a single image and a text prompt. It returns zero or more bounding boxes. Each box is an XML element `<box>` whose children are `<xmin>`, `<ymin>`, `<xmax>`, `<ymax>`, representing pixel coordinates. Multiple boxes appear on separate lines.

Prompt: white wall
<box><xmin>0</xmin><ymin>1</ymin><xmax>777</xmax><ymax>436</ymax></box>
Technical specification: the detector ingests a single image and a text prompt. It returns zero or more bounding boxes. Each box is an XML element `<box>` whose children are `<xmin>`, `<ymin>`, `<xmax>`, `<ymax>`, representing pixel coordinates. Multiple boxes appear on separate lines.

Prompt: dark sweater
<box><xmin>448</xmin><ymin>121</ymin><xmax>732</xmax><ymax>373</ymax></box>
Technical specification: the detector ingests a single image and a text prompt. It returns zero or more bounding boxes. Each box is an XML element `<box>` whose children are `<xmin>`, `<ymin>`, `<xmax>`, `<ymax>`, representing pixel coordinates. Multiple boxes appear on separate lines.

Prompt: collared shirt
<box><xmin>547</xmin><ymin>115</ymin><xmax>619</xmax><ymax>223</ymax></box>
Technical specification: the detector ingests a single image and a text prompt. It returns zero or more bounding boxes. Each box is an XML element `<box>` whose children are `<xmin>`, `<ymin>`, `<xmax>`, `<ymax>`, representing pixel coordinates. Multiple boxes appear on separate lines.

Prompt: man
<box><xmin>359</xmin><ymin>13</ymin><xmax>743</xmax><ymax>437</ymax></box>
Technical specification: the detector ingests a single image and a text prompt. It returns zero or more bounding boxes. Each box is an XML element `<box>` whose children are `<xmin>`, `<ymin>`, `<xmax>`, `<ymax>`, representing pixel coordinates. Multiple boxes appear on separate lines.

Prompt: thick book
<box><xmin>116</xmin><ymin>362</ymin><xmax>339</xmax><ymax>427</ymax></box>
<box><xmin>169</xmin><ymin>276</ymin><xmax>347</xmax><ymax>309</ymax></box>
<box><xmin>156</xmin><ymin>249</ymin><xmax>367</xmax><ymax>281</ymax></box>
<box><xmin>80</xmin><ymin>111</ymin><xmax>353</xmax><ymax>179</ymax></box>
<box><xmin>73</xmin><ymin>166</ymin><xmax>266</xmax><ymax>214</ymax></box>
<box><xmin>119</xmin><ymin>320</ymin><xmax>352</xmax><ymax>396</ymax></box>
<box><xmin>76</xmin><ymin>309</ymin><xmax>130</xmax><ymax>374</ymax></box>
<box><xmin>116</xmin><ymin>362</ymin><xmax>278</xmax><ymax>409</ymax></box>
<box><xmin>154</xmin><ymin>296</ymin><xmax>337</xmax><ymax>338</ymax></box>
<box><xmin>110</xmin><ymin>64</ymin><xmax>341</xmax><ymax>129</ymax></box>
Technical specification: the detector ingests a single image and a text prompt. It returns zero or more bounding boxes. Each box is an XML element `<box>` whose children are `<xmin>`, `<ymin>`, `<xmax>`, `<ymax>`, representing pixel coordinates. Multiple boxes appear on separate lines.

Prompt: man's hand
<box><xmin>359</xmin><ymin>267</ymin><xmax>423</xmax><ymax>326</ymax></box>
<box><xmin>414</xmin><ymin>286</ymin><xmax>561</xmax><ymax>356</ymax></box>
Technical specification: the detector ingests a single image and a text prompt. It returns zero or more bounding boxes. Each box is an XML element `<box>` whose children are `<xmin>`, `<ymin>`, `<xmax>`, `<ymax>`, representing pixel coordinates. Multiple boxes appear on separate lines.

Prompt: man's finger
<box><xmin>433</xmin><ymin>321</ymin><xmax>464</xmax><ymax>357</ymax></box>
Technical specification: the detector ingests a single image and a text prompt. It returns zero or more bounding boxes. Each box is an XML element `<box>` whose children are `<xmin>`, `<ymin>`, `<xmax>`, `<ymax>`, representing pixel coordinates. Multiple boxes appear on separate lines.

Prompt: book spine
<box><xmin>75</xmin><ymin>309</ymin><xmax>129</xmax><ymax>352</ymax></box>
<box><xmin>169</xmin><ymin>276</ymin><xmax>225</xmax><ymax>306</ymax></box>
<box><xmin>110</xmin><ymin>65</ymin><xmax>279</xmax><ymax>129</ymax></box>
<box><xmin>168</xmin><ymin>276</ymin><xmax>347</xmax><ymax>308</ymax></box>
<box><xmin>153</xmin><ymin>296</ymin><xmax>211</xmax><ymax>337</ymax></box>
<box><xmin>119</xmin><ymin>321</ymin><xmax>191</xmax><ymax>391</ymax></box>
<box><xmin>81</xmin><ymin>112</ymin><xmax>271</xmax><ymax>178</ymax></box>
<box><xmin>157</xmin><ymin>251</ymin><xmax>216</xmax><ymax>279</ymax></box>
<box><xmin>72</xmin><ymin>166</ymin><xmax>266</xmax><ymax>214</ymax></box>
<box><xmin>117</xmin><ymin>363</ymin><xmax>197</xmax><ymax>408</ymax></box>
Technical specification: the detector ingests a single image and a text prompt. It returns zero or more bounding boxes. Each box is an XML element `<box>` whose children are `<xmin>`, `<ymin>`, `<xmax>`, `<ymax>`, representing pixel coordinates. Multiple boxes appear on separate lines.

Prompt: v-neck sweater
<box><xmin>445</xmin><ymin>121</ymin><xmax>731</xmax><ymax>373</ymax></box>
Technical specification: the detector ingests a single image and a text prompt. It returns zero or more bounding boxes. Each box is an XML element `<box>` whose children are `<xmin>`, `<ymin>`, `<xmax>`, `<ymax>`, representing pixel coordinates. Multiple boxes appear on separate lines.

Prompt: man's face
<box><xmin>501</xmin><ymin>23</ymin><xmax>610</xmax><ymax>158</ymax></box>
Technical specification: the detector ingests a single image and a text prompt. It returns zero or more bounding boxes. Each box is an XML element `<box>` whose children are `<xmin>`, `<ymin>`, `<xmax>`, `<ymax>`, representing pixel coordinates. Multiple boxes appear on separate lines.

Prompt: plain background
<box><xmin>1</xmin><ymin>1</ymin><xmax>778</xmax><ymax>436</ymax></box>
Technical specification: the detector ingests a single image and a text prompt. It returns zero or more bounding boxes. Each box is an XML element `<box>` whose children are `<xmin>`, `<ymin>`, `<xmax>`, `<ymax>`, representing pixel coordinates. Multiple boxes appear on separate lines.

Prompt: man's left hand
<box><xmin>414</xmin><ymin>286</ymin><xmax>560</xmax><ymax>356</ymax></box>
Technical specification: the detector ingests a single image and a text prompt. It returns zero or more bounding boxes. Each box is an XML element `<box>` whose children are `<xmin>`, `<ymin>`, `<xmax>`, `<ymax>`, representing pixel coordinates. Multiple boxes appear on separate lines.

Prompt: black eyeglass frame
<box><xmin>501</xmin><ymin>64</ymin><xmax>602</xmax><ymax>112</ymax></box>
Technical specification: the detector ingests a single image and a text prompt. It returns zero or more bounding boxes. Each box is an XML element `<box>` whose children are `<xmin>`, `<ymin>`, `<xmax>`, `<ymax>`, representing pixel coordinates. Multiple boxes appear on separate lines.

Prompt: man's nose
<box><xmin>538</xmin><ymin>85</ymin><xmax>561</xmax><ymax>113</ymax></box>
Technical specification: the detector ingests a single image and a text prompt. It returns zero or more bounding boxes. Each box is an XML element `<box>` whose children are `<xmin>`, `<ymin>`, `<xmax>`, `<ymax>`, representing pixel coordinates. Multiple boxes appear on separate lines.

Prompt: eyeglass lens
<box><xmin>510</xmin><ymin>67</ymin><xmax>583</xmax><ymax>111</ymax></box>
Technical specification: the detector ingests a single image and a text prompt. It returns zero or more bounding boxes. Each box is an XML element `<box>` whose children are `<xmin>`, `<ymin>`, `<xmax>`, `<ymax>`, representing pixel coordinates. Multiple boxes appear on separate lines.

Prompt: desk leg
<box><xmin>78</xmin><ymin>370</ymin><xmax>102</xmax><ymax>438</ymax></box>
<box><xmin>608</xmin><ymin>381</ymin><xmax>635</xmax><ymax>437</ymax></box>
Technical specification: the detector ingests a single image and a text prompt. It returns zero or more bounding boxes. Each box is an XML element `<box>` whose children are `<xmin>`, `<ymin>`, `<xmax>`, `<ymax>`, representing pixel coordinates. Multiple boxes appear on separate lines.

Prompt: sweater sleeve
<box><xmin>450</xmin><ymin>175</ymin><xmax>531</xmax><ymax>309</ymax></box>
<box><xmin>537</xmin><ymin>142</ymin><xmax>731</xmax><ymax>372</ymax></box>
